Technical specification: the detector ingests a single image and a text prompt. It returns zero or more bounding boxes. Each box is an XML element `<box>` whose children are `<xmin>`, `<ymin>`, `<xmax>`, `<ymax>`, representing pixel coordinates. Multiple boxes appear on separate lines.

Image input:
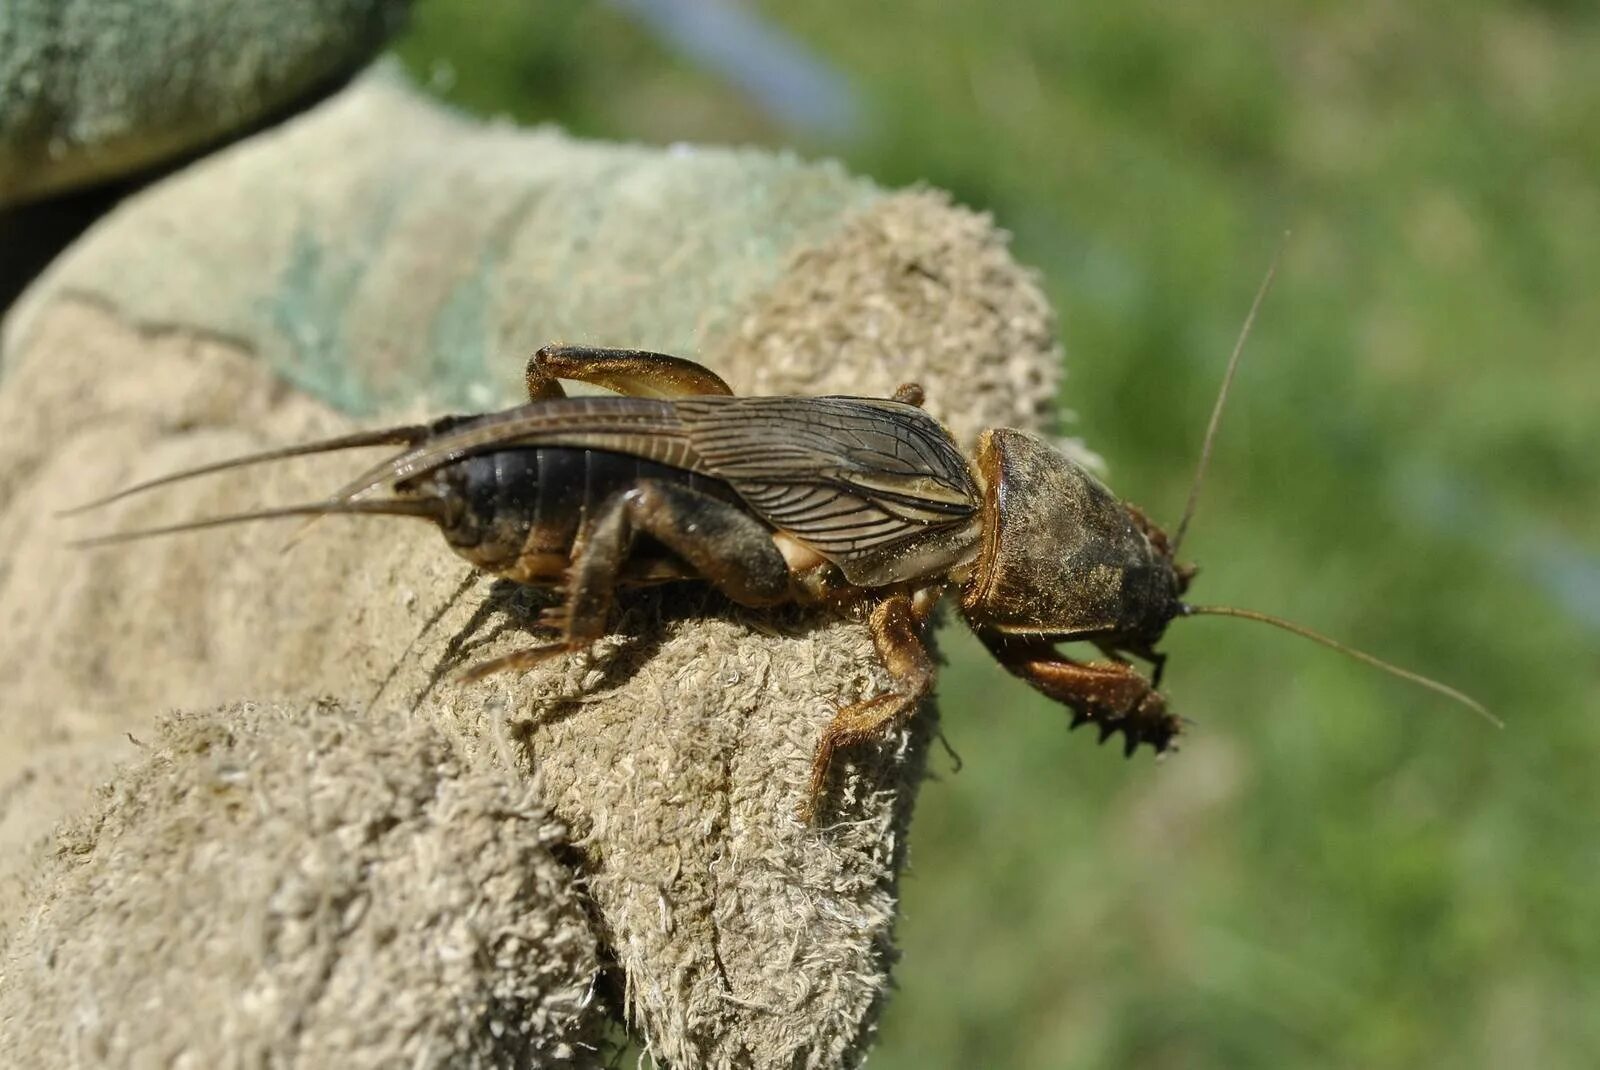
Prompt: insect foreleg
<box><xmin>977</xmin><ymin>634</ymin><xmax>1183</xmax><ymax>756</ymax></box>
<box><xmin>525</xmin><ymin>344</ymin><xmax>735</xmax><ymax>401</ymax></box>
<box><xmin>804</xmin><ymin>593</ymin><xmax>935</xmax><ymax>823</ymax></box>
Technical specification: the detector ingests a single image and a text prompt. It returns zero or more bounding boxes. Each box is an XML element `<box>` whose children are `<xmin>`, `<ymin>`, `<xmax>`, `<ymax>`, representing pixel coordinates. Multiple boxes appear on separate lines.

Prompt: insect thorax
<box><xmin>962</xmin><ymin>428</ymin><xmax>1180</xmax><ymax>640</ymax></box>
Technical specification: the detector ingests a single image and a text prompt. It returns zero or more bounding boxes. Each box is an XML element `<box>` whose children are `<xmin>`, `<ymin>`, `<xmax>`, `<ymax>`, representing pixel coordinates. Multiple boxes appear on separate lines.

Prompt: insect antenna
<box><xmin>1170</xmin><ymin>233</ymin><xmax>1289</xmax><ymax>558</ymax></box>
<box><xmin>69</xmin><ymin>497</ymin><xmax>446</xmax><ymax>549</ymax></box>
<box><xmin>57</xmin><ymin>424</ymin><xmax>436</xmax><ymax>517</ymax></box>
<box><xmin>1179</xmin><ymin>603</ymin><xmax>1502</xmax><ymax>728</ymax></box>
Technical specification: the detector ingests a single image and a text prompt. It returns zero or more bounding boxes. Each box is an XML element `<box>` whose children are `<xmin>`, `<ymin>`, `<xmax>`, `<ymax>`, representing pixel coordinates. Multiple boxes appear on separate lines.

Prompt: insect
<box><xmin>69</xmin><ymin>265</ymin><xmax>1495</xmax><ymax>822</ymax></box>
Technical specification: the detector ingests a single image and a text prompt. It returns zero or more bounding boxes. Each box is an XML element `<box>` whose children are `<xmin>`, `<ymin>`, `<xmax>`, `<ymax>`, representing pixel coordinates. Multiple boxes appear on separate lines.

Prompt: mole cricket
<box><xmin>69</xmin><ymin>257</ymin><xmax>1496</xmax><ymax>820</ymax></box>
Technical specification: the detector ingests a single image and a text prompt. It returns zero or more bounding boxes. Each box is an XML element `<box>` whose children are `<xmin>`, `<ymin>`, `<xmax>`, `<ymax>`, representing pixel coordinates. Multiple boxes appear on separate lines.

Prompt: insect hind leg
<box><xmin>458</xmin><ymin>641</ymin><xmax>568</xmax><ymax>682</ymax></box>
<box><xmin>526</xmin><ymin>344</ymin><xmax>735</xmax><ymax>401</ymax></box>
<box><xmin>560</xmin><ymin>479</ymin><xmax>792</xmax><ymax>636</ymax></box>
<box><xmin>463</xmin><ymin>480</ymin><xmax>791</xmax><ymax>681</ymax></box>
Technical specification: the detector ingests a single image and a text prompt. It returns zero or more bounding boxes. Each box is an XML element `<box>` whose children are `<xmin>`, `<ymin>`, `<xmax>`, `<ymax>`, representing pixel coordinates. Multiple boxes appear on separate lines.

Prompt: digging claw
<box><xmin>1070</xmin><ymin>694</ymin><xmax>1185</xmax><ymax>759</ymax></box>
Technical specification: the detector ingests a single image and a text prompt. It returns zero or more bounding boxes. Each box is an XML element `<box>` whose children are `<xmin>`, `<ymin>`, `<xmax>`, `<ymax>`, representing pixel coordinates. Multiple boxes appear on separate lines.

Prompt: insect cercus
<box><xmin>71</xmin><ymin>265</ymin><xmax>1494</xmax><ymax>821</ymax></box>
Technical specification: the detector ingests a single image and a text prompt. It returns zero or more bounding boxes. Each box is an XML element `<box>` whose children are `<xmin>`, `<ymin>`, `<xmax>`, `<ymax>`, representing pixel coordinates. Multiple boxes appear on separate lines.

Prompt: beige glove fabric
<box><xmin>0</xmin><ymin>0</ymin><xmax>412</xmax><ymax>205</ymax></box>
<box><xmin>0</xmin><ymin>72</ymin><xmax>1062</xmax><ymax>1068</ymax></box>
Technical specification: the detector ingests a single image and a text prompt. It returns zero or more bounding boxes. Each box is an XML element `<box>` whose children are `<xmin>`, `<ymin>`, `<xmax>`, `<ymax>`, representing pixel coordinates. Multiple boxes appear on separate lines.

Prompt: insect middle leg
<box><xmin>462</xmin><ymin>480</ymin><xmax>791</xmax><ymax>681</ymax></box>
<box><xmin>804</xmin><ymin>593</ymin><xmax>935</xmax><ymax>823</ymax></box>
<box><xmin>525</xmin><ymin>344</ymin><xmax>735</xmax><ymax>400</ymax></box>
<box><xmin>891</xmin><ymin>382</ymin><xmax>925</xmax><ymax>407</ymax></box>
<box><xmin>979</xmin><ymin>635</ymin><xmax>1183</xmax><ymax>755</ymax></box>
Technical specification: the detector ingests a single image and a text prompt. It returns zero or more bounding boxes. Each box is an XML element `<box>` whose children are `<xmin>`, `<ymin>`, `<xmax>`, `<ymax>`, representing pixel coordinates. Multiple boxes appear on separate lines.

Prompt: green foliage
<box><xmin>398</xmin><ymin>3</ymin><xmax>1600</xmax><ymax>1065</ymax></box>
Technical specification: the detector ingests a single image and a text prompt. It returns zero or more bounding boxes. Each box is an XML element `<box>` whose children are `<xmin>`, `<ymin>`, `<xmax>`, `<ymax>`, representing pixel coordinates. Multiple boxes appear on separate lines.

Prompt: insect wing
<box><xmin>316</xmin><ymin>393</ymin><xmax>980</xmax><ymax>582</ymax></box>
<box><xmin>677</xmin><ymin>396</ymin><xmax>979</xmax><ymax>561</ymax></box>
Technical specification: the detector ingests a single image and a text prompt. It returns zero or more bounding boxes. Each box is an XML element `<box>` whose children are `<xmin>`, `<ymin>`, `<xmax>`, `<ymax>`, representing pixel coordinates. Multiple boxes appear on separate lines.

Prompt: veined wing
<box><xmin>675</xmin><ymin>396</ymin><xmax>979</xmax><ymax>559</ymax></box>
<box><xmin>326</xmin><ymin>393</ymin><xmax>979</xmax><ymax>574</ymax></box>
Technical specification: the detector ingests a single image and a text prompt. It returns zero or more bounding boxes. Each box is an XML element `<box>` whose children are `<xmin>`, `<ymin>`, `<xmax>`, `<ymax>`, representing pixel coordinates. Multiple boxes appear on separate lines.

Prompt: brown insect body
<box><xmin>73</xmin><ymin>338</ymin><xmax>1490</xmax><ymax>820</ymax></box>
<box><xmin>397</xmin><ymin>393</ymin><xmax>985</xmax><ymax>593</ymax></box>
<box><xmin>425</xmin><ymin>434</ymin><xmax>746</xmax><ymax>586</ymax></box>
<box><xmin>399</xmin><ymin>382</ymin><xmax>1189</xmax><ymax>783</ymax></box>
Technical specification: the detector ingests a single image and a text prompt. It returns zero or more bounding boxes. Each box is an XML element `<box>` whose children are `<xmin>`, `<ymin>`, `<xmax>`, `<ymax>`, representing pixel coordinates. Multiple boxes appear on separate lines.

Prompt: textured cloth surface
<box><xmin>0</xmin><ymin>0</ymin><xmax>411</xmax><ymax>205</ymax></box>
<box><xmin>7</xmin><ymin>71</ymin><xmax>883</xmax><ymax>417</ymax></box>
<box><xmin>0</xmin><ymin>74</ymin><xmax>1063</xmax><ymax>1068</ymax></box>
<box><xmin>0</xmin><ymin>700</ymin><xmax>599</xmax><ymax>1067</ymax></box>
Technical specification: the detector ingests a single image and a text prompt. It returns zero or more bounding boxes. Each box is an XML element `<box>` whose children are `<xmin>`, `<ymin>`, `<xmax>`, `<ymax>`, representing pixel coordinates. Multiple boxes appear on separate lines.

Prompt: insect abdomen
<box><xmin>427</xmin><ymin>446</ymin><xmax>742</xmax><ymax>583</ymax></box>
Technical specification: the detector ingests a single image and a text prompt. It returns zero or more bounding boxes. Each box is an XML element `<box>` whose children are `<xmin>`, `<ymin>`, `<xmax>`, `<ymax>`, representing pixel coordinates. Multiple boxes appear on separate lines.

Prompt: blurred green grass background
<box><xmin>396</xmin><ymin>3</ymin><xmax>1599</xmax><ymax>1066</ymax></box>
